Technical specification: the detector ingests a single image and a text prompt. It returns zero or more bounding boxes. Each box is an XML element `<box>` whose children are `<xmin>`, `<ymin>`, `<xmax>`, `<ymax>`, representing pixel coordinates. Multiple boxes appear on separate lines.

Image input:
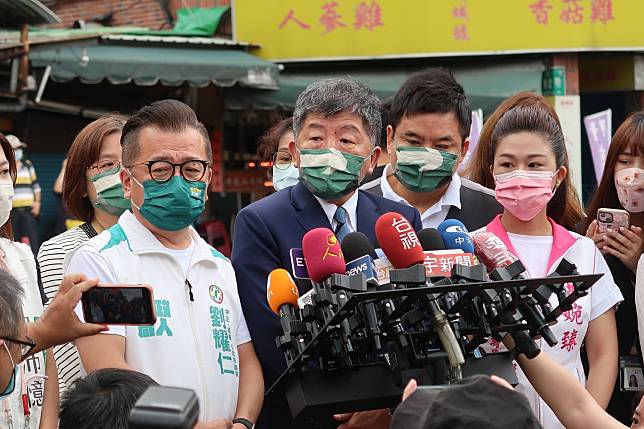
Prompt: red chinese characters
<box><xmin>529</xmin><ymin>0</ymin><xmax>553</xmax><ymax>25</ymax></box>
<box><xmin>560</xmin><ymin>0</ymin><xmax>584</xmax><ymax>24</ymax></box>
<box><xmin>562</xmin><ymin>302</ymin><xmax>583</xmax><ymax>325</ymax></box>
<box><xmin>451</xmin><ymin>0</ymin><xmax>470</xmax><ymax>41</ymax></box>
<box><xmin>590</xmin><ymin>0</ymin><xmax>614</xmax><ymax>24</ymax></box>
<box><xmin>560</xmin><ymin>329</ymin><xmax>578</xmax><ymax>352</ymax></box>
<box><xmin>320</xmin><ymin>1</ymin><xmax>347</xmax><ymax>33</ymax></box>
<box><xmin>278</xmin><ymin>9</ymin><xmax>311</xmax><ymax>29</ymax></box>
<box><xmin>354</xmin><ymin>1</ymin><xmax>384</xmax><ymax>31</ymax></box>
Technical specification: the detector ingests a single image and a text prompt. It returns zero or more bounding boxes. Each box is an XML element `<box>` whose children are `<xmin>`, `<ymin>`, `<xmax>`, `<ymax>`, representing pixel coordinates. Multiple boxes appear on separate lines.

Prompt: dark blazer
<box><xmin>231</xmin><ymin>182</ymin><xmax>422</xmax><ymax>429</ymax></box>
<box><xmin>360</xmin><ymin>175</ymin><xmax>503</xmax><ymax>232</ymax></box>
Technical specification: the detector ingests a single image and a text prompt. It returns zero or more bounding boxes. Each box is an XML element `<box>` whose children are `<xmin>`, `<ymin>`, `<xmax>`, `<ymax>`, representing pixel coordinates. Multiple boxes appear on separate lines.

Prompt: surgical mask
<box><xmin>13</xmin><ymin>149</ymin><xmax>23</xmax><ymax>162</ymax></box>
<box><xmin>0</xmin><ymin>343</ymin><xmax>18</xmax><ymax>400</ymax></box>
<box><xmin>614</xmin><ymin>167</ymin><xmax>644</xmax><ymax>213</ymax></box>
<box><xmin>129</xmin><ymin>172</ymin><xmax>206</xmax><ymax>231</ymax></box>
<box><xmin>494</xmin><ymin>170</ymin><xmax>557</xmax><ymax>221</ymax></box>
<box><xmin>393</xmin><ymin>146</ymin><xmax>458</xmax><ymax>193</ymax></box>
<box><xmin>90</xmin><ymin>166</ymin><xmax>130</xmax><ymax>216</ymax></box>
<box><xmin>0</xmin><ymin>181</ymin><xmax>13</xmax><ymax>227</ymax></box>
<box><xmin>298</xmin><ymin>148</ymin><xmax>367</xmax><ymax>200</ymax></box>
<box><xmin>272</xmin><ymin>165</ymin><xmax>299</xmax><ymax>191</ymax></box>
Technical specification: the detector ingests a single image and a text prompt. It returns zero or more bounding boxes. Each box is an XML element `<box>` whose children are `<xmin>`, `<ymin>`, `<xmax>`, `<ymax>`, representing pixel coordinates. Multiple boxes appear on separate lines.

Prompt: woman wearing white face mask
<box><xmin>256</xmin><ymin>117</ymin><xmax>299</xmax><ymax>192</ymax></box>
<box><xmin>471</xmin><ymin>101</ymin><xmax>623</xmax><ymax>429</ymax></box>
<box><xmin>0</xmin><ymin>133</ymin><xmax>58</xmax><ymax>429</ymax></box>
<box><xmin>37</xmin><ymin>115</ymin><xmax>127</xmax><ymax>397</ymax></box>
<box><xmin>582</xmin><ymin>111</ymin><xmax>644</xmax><ymax>424</ymax></box>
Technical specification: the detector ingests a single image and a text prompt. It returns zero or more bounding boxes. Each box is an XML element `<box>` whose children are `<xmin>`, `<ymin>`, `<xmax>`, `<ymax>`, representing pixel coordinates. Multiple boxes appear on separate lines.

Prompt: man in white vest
<box><xmin>66</xmin><ymin>100</ymin><xmax>263</xmax><ymax>429</ymax></box>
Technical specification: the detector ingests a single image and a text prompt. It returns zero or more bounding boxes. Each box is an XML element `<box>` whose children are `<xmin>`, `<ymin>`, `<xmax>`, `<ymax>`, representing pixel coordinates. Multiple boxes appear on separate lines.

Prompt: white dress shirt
<box><xmin>379</xmin><ymin>164</ymin><xmax>462</xmax><ymax>229</ymax></box>
<box><xmin>313</xmin><ymin>190</ymin><xmax>359</xmax><ymax>233</ymax></box>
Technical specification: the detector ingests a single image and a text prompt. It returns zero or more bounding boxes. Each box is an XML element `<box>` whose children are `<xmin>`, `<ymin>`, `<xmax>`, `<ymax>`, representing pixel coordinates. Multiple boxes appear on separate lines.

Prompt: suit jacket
<box><xmin>231</xmin><ymin>182</ymin><xmax>422</xmax><ymax>429</ymax></box>
<box><xmin>360</xmin><ymin>175</ymin><xmax>503</xmax><ymax>232</ymax></box>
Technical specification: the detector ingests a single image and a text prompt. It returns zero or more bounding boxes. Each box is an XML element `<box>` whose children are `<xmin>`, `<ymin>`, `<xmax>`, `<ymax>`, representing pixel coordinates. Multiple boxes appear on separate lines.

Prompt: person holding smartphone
<box><xmin>467</xmin><ymin>99</ymin><xmax>623</xmax><ymax>429</ymax></box>
<box><xmin>582</xmin><ymin>111</ymin><xmax>644</xmax><ymax>424</ymax></box>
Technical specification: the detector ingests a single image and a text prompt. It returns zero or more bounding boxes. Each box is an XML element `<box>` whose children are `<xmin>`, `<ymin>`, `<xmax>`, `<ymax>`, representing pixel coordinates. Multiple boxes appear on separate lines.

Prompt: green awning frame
<box><xmin>0</xmin><ymin>0</ymin><xmax>60</xmax><ymax>27</ymax></box>
<box><xmin>30</xmin><ymin>41</ymin><xmax>279</xmax><ymax>89</ymax></box>
<box><xmin>224</xmin><ymin>59</ymin><xmax>545</xmax><ymax>115</ymax></box>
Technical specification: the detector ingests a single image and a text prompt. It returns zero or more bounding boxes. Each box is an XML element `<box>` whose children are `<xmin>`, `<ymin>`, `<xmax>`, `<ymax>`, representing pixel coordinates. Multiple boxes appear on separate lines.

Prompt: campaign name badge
<box><xmin>209</xmin><ymin>284</ymin><xmax>224</xmax><ymax>304</ymax></box>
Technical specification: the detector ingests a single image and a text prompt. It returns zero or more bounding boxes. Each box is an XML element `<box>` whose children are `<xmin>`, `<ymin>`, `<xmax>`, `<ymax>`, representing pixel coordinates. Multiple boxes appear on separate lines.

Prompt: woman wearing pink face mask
<box><xmin>581</xmin><ymin>111</ymin><xmax>644</xmax><ymax>425</ymax></box>
<box><xmin>474</xmin><ymin>103</ymin><xmax>623</xmax><ymax>429</ymax></box>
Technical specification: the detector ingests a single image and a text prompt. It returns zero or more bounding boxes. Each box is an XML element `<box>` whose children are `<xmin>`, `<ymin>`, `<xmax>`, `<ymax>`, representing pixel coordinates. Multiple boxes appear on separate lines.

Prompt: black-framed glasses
<box><xmin>272</xmin><ymin>151</ymin><xmax>293</xmax><ymax>170</ymax></box>
<box><xmin>1</xmin><ymin>336</ymin><xmax>36</xmax><ymax>358</ymax></box>
<box><xmin>88</xmin><ymin>159</ymin><xmax>122</xmax><ymax>174</ymax></box>
<box><xmin>128</xmin><ymin>160</ymin><xmax>210</xmax><ymax>183</ymax></box>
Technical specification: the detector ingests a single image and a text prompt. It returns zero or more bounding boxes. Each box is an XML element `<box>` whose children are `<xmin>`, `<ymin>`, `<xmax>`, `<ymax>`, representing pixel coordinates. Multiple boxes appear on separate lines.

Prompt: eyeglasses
<box><xmin>88</xmin><ymin>159</ymin><xmax>121</xmax><ymax>174</ymax></box>
<box><xmin>272</xmin><ymin>151</ymin><xmax>293</xmax><ymax>170</ymax></box>
<box><xmin>128</xmin><ymin>160</ymin><xmax>210</xmax><ymax>183</ymax></box>
<box><xmin>1</xmin><ymin>336</ymin><xmax>36</xmax><ymax>358</ymax></box>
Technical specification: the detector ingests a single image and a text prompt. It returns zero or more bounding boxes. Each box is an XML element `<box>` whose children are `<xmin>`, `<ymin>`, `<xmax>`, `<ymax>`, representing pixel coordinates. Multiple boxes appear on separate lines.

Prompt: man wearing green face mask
<box><xmin>361</xmin><ymin>68</ymin><xmax>501</xmax><ymax>231</ymax></box>
<box><xmin>232</xmin><ymin>78</ymin><xmax>422</xmax><ymax>429</ymax></box>
<box><xmin>65</xmin><ymin>100</ymin><xmax>264</xmax><ymax>429</ymax></box>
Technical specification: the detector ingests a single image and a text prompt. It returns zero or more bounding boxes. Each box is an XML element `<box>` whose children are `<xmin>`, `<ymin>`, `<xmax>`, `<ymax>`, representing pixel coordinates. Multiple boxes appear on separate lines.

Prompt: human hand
<box><xmin>333</xmin><ymin>409</ymin><xmax>390</xmax><ymax>429</ymax></box>
<box><xmin>194</xmin><ymin>419</ymin><xmax>233</xmax><ymax>429</ymax></box>
<box><xmin>586</xmin><ymin>220</ymin><xmax>608</xmax><ymax>254</ymax></box>
<box><xmin>602</xmin><ymin>225</ymin><xmax>643</xmax><ymax>273</ymax></box>
<box><xmin>29</xmin><ymin>274</ymin><xmax>107</xmax><ymax>353</ymax></box>
<box><xmin>490</xmin><ymin>375</ymin><xmax>514</xmax><ymax>390</ymax></box>
<box><xmin>402</xmin><ymin>378</ymin><xmax>418</xmax><ymax>401</ymax></box>
<box><xmin>31</xmin><ymin>201</ymin><xmax>41</xmax><ymax>217</ymax></box>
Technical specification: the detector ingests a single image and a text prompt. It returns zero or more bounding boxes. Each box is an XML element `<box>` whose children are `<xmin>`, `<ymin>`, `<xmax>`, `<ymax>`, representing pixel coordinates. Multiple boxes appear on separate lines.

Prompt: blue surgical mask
<box><xmin>272</xmin><ymin>165</ymin><xmax>299</xmax><ymax>191</ymax></box>
<box><xmin>0</xmin><ymin>343</ymin><xmax>18</xmax><ymax>400</ymax></box>
<box><xmin>13</xmin><ymin>149</ymin><xmax>23</xmax><ymax>162</ymax></box>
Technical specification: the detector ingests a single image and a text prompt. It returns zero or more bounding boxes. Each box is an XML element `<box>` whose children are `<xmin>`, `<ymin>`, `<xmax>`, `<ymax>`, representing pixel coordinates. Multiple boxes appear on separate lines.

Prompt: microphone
<box><xmin>437</xmin><ymin>219</ymin><xmax>474</xmax><ymax>253</ymax></box>
<box><xmin>417</xmin><ymin>228</ymin><xmax>445</xmax><ymax>251</ymax></box>
<box><xmin>267</xmin><ymin>268</ymin><xmax>300</xmax><ymax>316</ymax></box>
<box><xmin>341</xmin><ymin>232</ymin><xmax>383</xmax><ymax>350</ymax></box>
<box><xmin>472</xmin><ymin>231</ymin><xmax>554</xmax><ymax>357</ymax></box>
<box><xmin>302</xmin><ymin>228</ymin><xmax>346</xmax><ymax>283</ymax></box>
<box><xmin>375</xmin><ymin>212</ymin><xmax>424</xmax><ymax>269</ymax></box>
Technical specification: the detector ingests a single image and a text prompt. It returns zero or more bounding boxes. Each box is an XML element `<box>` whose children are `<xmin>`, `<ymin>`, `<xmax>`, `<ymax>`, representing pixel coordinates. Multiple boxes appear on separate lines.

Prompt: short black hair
<box><xmin>59</xmin><ymin>368</ymin><xmax>157</xmax><ymax>429</ymax></box>
<box><xmin>121</xmin><ymin>99</ymin><xmax>211</xmax><ymax>166</ymax></box>
<box><xmin>389</xmin><ymin>68</ymin><xmax>471</xmax><ymax>141</ymax></box>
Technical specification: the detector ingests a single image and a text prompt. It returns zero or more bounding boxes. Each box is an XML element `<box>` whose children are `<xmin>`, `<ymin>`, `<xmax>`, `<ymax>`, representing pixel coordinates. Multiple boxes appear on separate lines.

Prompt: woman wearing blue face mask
<box><xmin>37</xmin><ymin>115</ymin><xmax>128</xmax><ymax>398</ymax></box>
<box><xmin>257</xmin><ymin>117</ymin><xmax>299</xmax><ymax>192</ymax></box>
<box><xmin>0</xmin><ymin>133</ymin><xmax>58</xmax><ymax>429</ymax></box>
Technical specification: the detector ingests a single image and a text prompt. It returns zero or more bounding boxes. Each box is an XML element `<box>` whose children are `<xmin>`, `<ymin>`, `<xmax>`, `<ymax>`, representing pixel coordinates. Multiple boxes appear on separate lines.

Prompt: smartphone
<box><xmin>81</xmin><ymin>285</ymin><xmax>156</xmax><ymax>325</ymax></box>
<box><xmin>597</xmin><ymin>208</ymin><xmax>630</xmax><ymax>233</ymax></box>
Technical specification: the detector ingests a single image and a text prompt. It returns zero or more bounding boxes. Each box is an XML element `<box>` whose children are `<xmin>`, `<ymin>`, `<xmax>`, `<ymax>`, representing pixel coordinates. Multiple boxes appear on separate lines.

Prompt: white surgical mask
<box><xmin>614</xmin><ymin>167</ymin><xmax>644</xmax><ymax>213</ymax></box>
<box><xmin>0</xmin><ymin>181</ymin><xmax>14</xmax><ymax>227</ymax></box>
<box><xmin>272</xmin><ymin>165</ymin><xmax>299</xmax><ymax>191</ymax></box>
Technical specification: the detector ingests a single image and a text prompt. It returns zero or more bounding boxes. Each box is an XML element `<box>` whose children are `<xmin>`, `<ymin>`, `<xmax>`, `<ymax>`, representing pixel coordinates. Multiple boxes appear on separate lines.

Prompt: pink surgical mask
<box><xmin>494</xmin><ymin>170</ymin><xmax>556</xmax><ymax>221</ymax></box>
<box><xmin>614</xmin><ymin>167</ymin><xmax>644</xmax><ymax>213</ymax></box>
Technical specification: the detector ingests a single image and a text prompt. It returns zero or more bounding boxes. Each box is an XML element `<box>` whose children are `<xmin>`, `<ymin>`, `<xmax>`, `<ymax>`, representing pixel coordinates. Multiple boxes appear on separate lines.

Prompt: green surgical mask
<box><xmin>90</xmin><ymin>167</ymin><xmax>131</xmax><ymax>216</ymax></box>
<box><xmin>298</xmin><ymin>148</ymin><xmax>367</xmax><ymax>200</ymax></box>
<box><xmin>393</xmin><ymin>146</ymin><xmax>458</xmax><ymax>193</ymax></box>
<box><xmin>129</xmin><ymin>173</ymin><xmax>206</xmax><ymax>231</ymax></box>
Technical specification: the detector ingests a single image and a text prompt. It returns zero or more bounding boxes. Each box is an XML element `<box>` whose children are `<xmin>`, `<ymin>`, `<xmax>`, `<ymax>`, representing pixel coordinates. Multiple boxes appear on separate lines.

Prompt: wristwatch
<box><xmin>232</xmin><ymin>417</ymin><xmax>255</xmax><ymax>429</ymax></box>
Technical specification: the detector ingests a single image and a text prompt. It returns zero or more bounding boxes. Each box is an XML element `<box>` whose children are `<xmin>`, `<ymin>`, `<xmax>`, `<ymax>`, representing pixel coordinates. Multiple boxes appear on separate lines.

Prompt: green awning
<box><xmin>224</xmin><ymin>59</ymin><xmax>545</xmax><ymax>115</ymax></box>
<box><xmin>0</xmin><ymin>0</ymin><xmax>60</xmax><ymax>27</ymax></box>
<box><xmin>128</xmin><ymin>7</ymin><xmax>229</xmax><ymax>37</ymax></box>
<box><xmin>30</xmin><ymin>42</ymin><xmax>278</xmax><ymax>89</ymax></box>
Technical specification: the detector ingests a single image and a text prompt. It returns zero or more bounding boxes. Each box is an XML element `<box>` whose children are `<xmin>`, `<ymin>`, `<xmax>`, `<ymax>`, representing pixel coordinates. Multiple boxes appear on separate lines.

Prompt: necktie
<box><xmin>333</xmin><ymin>206</ymin><xmax>351</xmax><ymax>243</ymax></box>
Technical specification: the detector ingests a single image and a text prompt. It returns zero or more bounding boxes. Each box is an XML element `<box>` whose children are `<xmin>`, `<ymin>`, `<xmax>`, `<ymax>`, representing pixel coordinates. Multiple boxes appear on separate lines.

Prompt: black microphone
<box><xmin>417</xmin><ymin>228</ymin><xmax>445</xmax><ymax>252</ymax></box>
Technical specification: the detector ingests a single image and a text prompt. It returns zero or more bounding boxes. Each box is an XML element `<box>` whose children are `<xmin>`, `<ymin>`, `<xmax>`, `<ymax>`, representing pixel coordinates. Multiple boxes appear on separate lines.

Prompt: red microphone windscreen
<box><xmin>266</xmin><ymin>269</ymin><xmax>299</xmax><ymax>314</ymax></box>
<box><xmin>472</xmin><ymin>231</ymin><xmax>516</xmax><ymax>271</ymax></box>
<box><xmin>375</xmin><ymin>212</ymin><xmax>424</xmax><ymax>268</ymax></box>
<box><xmin>302</xmin><ymin>228</ymin><xmax>346</xmax><ymax>283</ymax></box>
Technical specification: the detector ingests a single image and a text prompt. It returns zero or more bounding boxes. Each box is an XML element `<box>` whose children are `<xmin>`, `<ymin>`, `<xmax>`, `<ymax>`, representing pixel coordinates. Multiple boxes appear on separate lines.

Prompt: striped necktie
<box><xmin>333</xmin><ymin>206</ymin><xmax>351</xmax><ymax>243</ymax></box>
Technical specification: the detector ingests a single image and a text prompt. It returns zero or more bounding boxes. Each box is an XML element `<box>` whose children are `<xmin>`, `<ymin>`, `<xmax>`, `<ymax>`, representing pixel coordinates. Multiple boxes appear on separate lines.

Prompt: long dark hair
<box><xmin>490</xmin><ymin>104</ymin><xmax>583</xmax><ymax>230</ymax></box>
<box><xmin>581</xmin><ymin>110</ymin><xmax>644</xmax><ymax>232</ymax></box>
<box><xmin>0</xmin><ymin>133</ymin><xmax>17</xmax><ymax>240</ymax></box>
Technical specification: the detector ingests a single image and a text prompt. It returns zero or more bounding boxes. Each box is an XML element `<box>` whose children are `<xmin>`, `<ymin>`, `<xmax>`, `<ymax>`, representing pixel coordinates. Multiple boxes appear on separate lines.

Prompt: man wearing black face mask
<box><xmin>232</xmin><ymin>78</ymin><xmax>422</xmax><ymax>429</ymax></box>
<box><xmin>361</xmin><ymin>68</ymin><xmax>501</xmax><ymax>231</ymax></box>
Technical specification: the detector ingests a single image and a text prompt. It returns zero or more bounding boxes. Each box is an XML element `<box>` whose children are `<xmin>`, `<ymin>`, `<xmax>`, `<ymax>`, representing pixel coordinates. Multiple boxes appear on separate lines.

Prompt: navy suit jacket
<box><xmin>231</xmin><ymin>182</ymin><xmax>422</xmax><ymax>428</ymax></box>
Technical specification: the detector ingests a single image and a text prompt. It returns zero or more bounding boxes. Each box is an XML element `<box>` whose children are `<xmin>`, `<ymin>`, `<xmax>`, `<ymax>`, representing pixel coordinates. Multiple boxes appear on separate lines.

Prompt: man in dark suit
<box><xmin>360</xmin><ymin>68</ymin><xmax>502</xmax><ymax>232</ymax></box>
<box><xmin>232</xmin><ymin>78</ymin><xmax>422</xmax><ymax>429</ymax></box>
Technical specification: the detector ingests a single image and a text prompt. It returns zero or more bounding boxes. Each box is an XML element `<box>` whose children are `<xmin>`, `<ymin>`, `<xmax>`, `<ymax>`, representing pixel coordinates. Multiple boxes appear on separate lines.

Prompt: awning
<box><xmin>30</xmin><ymin>42</ymin><xmax>279</xmax><ymax>89</ymax></box>
<box><xmin>224</xmin><ymin>59</ymin><xmax>545</xmax><ymax>115</ymax></box>
<box><xmin>0</xmin><ymin>0</ymin><xmax>60</xmax><ymax>27</ymax></box>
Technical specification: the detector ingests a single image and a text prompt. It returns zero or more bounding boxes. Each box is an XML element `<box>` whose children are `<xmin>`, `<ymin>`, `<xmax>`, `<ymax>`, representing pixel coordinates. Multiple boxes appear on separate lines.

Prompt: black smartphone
<box><xmin>81</xmin><ymin>285</ymin><xmax>156</xmax><ymax>325</ymax></box>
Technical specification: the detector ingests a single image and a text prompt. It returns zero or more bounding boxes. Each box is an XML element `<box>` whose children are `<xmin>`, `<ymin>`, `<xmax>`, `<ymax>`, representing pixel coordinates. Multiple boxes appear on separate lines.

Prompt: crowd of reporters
<box><xmin>0</xmin><ymin>66</ymin><xmax>642</xmax><ymax>429</ymax></box>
